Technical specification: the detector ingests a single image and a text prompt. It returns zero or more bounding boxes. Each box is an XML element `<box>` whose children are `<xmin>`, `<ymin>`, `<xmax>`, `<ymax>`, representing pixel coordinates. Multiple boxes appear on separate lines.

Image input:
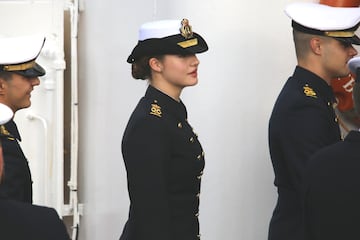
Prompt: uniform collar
<box><xmin>145</xmin><ymin>85</ymin><xmax>188</xmax><ymax>120</ymax></box>
<box><xmin>293</xmin><ymin>66</ymin><xmax>336</xmax><ymax>102</ymax></box>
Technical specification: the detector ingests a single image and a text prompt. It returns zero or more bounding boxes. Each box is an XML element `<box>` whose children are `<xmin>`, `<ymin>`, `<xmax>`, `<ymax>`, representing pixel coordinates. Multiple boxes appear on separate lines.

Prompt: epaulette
<box><xmin>149</xmin><ymin>100</ymin><xmax>162</xmax><ymax>118</ymax></box>
<box><xmin>303</xmin><ymin>84</ymin><xmax>317</xmax><ymax>98</ymax></box>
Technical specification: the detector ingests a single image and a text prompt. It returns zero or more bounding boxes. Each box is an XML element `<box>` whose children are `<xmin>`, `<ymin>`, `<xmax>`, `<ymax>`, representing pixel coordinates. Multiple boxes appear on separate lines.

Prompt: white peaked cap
<box><xmin>285</xmin><ymin>2</ymin><xmax>360</xmax><ymax>31</ymax></box>
<box><xmin>127</xmin><ymin>19</ymin><xmax>208</xmax><ymax>63</ymax></box>
<box><xmin>139</xmin><ymin>20</ymin><xmax>182</xmax><ymax>41</ymax></box>
<box><xmin>0</xmin><ymin>34</ymin><xmax>45</xmax><ymax>65</ymax></box>
<box><xmin>0</xmin><ymin>103</ymin><xmax>13</xmax><ymax>125</ymax></box>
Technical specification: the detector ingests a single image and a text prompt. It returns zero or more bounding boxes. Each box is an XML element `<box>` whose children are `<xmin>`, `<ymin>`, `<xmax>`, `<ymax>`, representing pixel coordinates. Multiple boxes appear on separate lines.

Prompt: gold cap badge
<box><xmin>180</xmin><ymin>19</ymin><xmax>193</xmax><ymax>39</ymax></box>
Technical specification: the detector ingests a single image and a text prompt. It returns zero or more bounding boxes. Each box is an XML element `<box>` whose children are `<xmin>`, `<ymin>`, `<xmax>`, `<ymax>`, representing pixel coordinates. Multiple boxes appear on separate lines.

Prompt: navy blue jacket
<box><xmin>120</xmin><ymin>85</ymin><xmax>205</xmax><ymax>240</ymax></box>
<box><xmin>0</xmin><ymin>120</ymin><xmax>32</xmax><ymax>203</ymax></box>
<box><xmin>0</xmin><ymin>196</ymin><xmax>70</xmax><ymax>240</ymax></box>
<box><xmin>268</xmin><ymin>66</ymin><xmax>341</xmax><ymax>240</ymax></box>
<box><xmin>304</xmin><ymin>130</ymin><xmax>360</xmax><ymax>240</ymax></box>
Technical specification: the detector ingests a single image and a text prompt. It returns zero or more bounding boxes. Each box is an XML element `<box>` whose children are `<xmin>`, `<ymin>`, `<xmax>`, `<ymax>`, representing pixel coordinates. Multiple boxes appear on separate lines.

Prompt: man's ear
<box><xmin>0</xmin><ymin>79</ymin><xmax>7</xmax><ymax>95</ymax></box>
<box><xmin>149</xmin><ymin>57</ymin><xmax>163</xmax><ymax>72</ymax></box>
<box><xmin>309</xmin><ymin>37</ymin><xmax>323</xmax><ymax>55</ymax></box>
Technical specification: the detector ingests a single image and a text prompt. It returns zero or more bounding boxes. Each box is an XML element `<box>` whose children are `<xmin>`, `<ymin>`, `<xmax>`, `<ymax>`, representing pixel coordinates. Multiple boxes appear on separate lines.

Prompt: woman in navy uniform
<box><xmin>0</xmin><ymin>103</ymin><xmax>70</xmax><ymax>240</ymax></box>
<box><xmin>119</xmin><ymin>19</ymin><xmax>208</xmax><ymax>240</ymax></box>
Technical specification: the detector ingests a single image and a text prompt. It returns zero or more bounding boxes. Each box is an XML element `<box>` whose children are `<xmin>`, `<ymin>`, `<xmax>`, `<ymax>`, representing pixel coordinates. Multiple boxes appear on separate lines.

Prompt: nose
<box><xmin>350</xmin><ymin>45</ymin><xmax>358</xmax><ymax>57</ymax></box>
<box><xmin>30</xmin><ymin>77</ymin><xmax>40</xmax><ymax>86</ymax></box>
<box><xmin>190</xmin><ymin>55</ymin><xmax>200</xmax><ymax>67</ymax></box>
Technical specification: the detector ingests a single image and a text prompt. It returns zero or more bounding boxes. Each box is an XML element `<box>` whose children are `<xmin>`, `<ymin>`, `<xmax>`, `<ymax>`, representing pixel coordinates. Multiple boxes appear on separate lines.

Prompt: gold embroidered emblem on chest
<box><xmin>303</xmin><ymin>84</ymin><xmax>317</xmax><ymax>98</ymax></box>
<box><xmin>0</xmin><ymin>125</ymin><xmax>10</xmax><ymax>136</ymax></box>
<box><xmin>150</xmin><ymin>103</ymin><xmax>162</xmax><ymax>117</ymax></box>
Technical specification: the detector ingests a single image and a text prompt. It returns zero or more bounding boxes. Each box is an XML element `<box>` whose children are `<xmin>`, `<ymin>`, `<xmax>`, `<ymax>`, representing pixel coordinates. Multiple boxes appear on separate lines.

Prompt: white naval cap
<box><xmin>0</xmin><ymin>103</ymin><xmax>13</xmax><ymax>125</ymax></box>
<box><xmin>0</xmin><ymin>34</ymin><xmax>46</xmax><ymax>77</ymax></box>
<box><xmin>127</xmin><ymin>19</ymin><xmax>208</xmax><ymax>63</ymax></box>
<box><xmin>138</xmin><ymin>20</ymin><xmax>182</xmax><ymax>41</ymax></box>
<box><xmin>285</xmin><ymin>2</ymin><xmax>360</xmax><ymax>44</ymax></box>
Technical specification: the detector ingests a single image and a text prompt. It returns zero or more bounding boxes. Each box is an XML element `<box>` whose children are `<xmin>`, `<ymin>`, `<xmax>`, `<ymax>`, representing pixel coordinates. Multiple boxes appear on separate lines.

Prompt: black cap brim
<box><xmin>13</xmin><ymin>62</ymin><xmax>45</xmax><ymax>78</ymax></box>
<box><xmin>127</xmin><ymin>32</ymin><xmax>208</xmax><ymax>63</ymax></box>
<box><xmin>335</xmin><ymin>35</ymin><xmax>360</xmax><ymax>45</ymax></box>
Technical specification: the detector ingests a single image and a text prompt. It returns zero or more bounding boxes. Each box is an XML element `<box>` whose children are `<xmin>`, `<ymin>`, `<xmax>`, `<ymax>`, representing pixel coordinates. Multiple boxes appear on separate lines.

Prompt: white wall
<box><xmin>77</xmin><ymin>1</ymin><xmax>298</xmax><ymax>239</ymax></box>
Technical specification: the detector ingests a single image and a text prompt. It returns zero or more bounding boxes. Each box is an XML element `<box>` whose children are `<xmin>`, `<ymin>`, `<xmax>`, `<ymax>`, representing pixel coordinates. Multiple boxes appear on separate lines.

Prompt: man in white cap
<box><xmin>0</xmin><ymin>35</ymin><xmax>45</xmax><ymax>203</ymax></box>
<box><xmin>268</xmin><ymin>3</ymin><xmax>360</xmax><ymax>240</ymax></box>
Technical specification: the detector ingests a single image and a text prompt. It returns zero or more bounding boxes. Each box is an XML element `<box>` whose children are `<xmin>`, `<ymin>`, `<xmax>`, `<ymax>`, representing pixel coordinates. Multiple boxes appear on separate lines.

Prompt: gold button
<box><xmin>190</xmin><ymin>137</ymin><xmax>194</xmax><ymax>143</ymax></box>
<box><xmin>327</xmin><ymin>102</ymin><xmax>331</xmax><ymax>106</ymax></box>
<box><xmin>197</xmin><ymin>175</ymin><xmax>202</xmax><ymax>180</ymax></box>
<box><xmin>196</xmin><ymin>193</ymin><xmax>200</xmax><ymax>198</ymax></box>
<box><xmin>154</xmin><ymin>100</ymin><xmax>158</xmax><ymax>103</ymax></box>
<box><xmin>197</xmin><ymin>155</ymin><xmax>201</xmax><ymax>160</ymax></box>
<box><xmin>195</xmin><ymin>212</ymin><xmax>199</xmax><ymax>217</ymax></box>
<box><xmin>335</xmin><ymin>117</ymin><xmax>338</xmax><ymax>122</ymax></box>
<box><xmin>177</xmin><ymin>122</ymin><xmax>182</xmax><ymax>128</ymax></box>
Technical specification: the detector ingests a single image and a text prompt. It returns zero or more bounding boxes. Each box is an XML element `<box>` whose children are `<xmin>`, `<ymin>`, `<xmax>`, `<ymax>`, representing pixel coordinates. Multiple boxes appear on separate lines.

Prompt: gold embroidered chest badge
<box><xmin>0</xmin><ymin>125</ymin><xmax>10</xmax><ymax>136</ymax></box>
<box><xmin>180</xmin><ymin>18</ymin><xmax>193</xmax><ymax>39</ymax></box>
<box><xmin>303</xmin><ymin>84</ymin><xmax>317</xmax><ymax>98</ymax></box>
<box><xmin>150</xmin><ymin>103</ymin><xmax>162</xmax><ymax>118</ymax></box>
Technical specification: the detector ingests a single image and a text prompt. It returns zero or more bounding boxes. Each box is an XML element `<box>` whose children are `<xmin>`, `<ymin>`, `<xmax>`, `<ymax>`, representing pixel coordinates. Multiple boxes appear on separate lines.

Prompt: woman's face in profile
<box><xmin>158</xmin><ymin>54</ymin><xmax>200</xmax><ymax>88</ymax></box>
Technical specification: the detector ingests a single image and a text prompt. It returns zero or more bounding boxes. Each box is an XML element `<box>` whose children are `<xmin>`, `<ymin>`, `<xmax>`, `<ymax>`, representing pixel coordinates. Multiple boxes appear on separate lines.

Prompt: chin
<box><xmin>187</xmin><ymin>78</ymin><xmax>198</xmax><ymax>86</ymax></box>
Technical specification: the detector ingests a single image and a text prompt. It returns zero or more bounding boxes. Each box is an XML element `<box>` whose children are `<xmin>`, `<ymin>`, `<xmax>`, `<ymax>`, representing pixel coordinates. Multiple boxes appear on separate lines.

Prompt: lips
<box><xmin>189</xmin><ymin>69</ymin><xmax>198</xmax><ymax>77</ymax></box>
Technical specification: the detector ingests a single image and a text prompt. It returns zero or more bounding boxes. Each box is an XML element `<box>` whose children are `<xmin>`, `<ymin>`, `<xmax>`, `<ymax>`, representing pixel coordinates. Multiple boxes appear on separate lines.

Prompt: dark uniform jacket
<box><xmin>304</xmin><ymin>130</ymin><xmax>360</xmax><ymax>240</ymax></box>
<box><xmin>0</xmin><ymin>193</ymin><xmax>70</xmax><ymax>240</ymax></box>
<box><xmin>120</xmin><ymin>85</ymin><xmax>205</xmax><ymax>240</ymax></box>
<box><xmin>268</xmin><ymin>66</ymin><xmax>341</xmax><ymax>240</ymax></box>
<box><xmin>0</xmin><ymin>120</ymin><xmax>32</xmax><ymax>203</ymax></box>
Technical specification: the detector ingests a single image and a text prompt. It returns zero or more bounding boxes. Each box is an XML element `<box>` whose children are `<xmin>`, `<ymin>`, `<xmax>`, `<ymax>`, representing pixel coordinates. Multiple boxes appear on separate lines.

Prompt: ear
<box><xmin>0</xmin><ymin>79</ymin><xmax>6</xmax><ymax>95</ymax></box>
<box><xmin>309</xmin><ymin>37</ymin><xmax>323</xmax><ymax>55</ymax></box>
<box><xmin>149</xmin><ymin>57</ymin><xmax>163</xmax><ymax>73</ymax></box>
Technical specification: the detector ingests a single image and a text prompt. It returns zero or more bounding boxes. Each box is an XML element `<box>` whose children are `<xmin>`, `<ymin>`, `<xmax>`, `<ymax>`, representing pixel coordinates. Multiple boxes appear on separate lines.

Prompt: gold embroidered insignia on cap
<box><xmin>150</xmin><ymin>103</ymin><xmax>162</xmax><ymax>117</ymax></box>
<box><xmin>180</xmin><ymin>19</ymin><xmax>193</xmax><ymax>39</ymax></box>
<box><xmin>0</xmin><ymin>125</ymin><xmax>10</xmax><ymax>136</ymax></box>
<box><xmin>303</xmin><ymin>85</ymin><xmax>317</xmax><ymax>98</ymax></box>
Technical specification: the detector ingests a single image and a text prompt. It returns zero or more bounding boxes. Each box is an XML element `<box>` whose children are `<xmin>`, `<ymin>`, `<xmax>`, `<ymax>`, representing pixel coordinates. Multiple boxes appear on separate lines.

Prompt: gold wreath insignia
<box><xmin>180</xmin><ymin>19</ymin><xmax>193</xmax><ymax>39</ymax></box>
